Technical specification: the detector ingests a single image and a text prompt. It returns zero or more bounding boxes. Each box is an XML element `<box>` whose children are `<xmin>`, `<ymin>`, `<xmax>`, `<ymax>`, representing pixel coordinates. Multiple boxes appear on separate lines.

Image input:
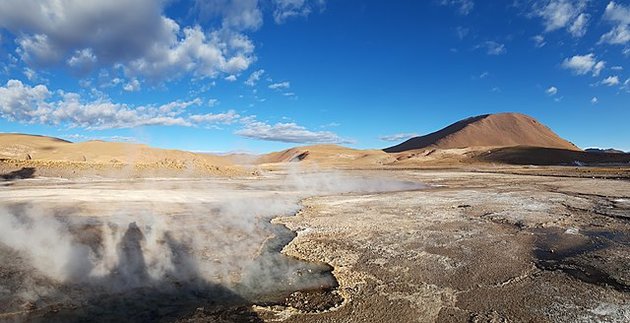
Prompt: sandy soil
<box><xmin>263</xmin><ymin>170</ymin><xmax>630</xmax><ymax>322</ymax></box>
<box><xmin>0</xmin><ymin>169</ymin><xmax>629</xmax><ymax>322</ymax></box>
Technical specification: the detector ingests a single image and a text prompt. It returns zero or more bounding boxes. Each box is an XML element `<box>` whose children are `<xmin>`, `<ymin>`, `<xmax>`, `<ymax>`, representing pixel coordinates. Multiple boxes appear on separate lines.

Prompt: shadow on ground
<box><xmin>1</xmin><ymin>167</ymin><xmax>36</xmax><ymax>180</ymax></box>
<box><xmin>1</xmin><ymin>221</ymin><xmax>263</xmax><ymax>323</ymax></box>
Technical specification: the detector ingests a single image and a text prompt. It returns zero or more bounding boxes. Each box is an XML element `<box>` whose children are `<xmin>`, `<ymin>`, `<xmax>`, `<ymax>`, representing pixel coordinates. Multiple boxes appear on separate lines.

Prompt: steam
<box><xmin>0</xmin><ymin>168</ymin><xmax>423</xmax><ymax>313</ymax></box>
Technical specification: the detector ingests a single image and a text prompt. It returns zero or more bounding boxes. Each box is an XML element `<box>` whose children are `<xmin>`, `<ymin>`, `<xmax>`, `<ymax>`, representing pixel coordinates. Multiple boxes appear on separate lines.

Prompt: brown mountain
<box><xmin>384</xmin><ymin>113</ymin><xmax>580</xmax><ymax>153</ymax></box>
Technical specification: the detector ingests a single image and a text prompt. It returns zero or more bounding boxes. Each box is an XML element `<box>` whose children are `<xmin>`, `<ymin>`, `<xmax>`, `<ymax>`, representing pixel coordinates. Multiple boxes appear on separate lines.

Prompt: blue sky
<box><xmin>0</xmin><ymin>0</ymin><xmax>629</xmax><ymax>153</ymax></box>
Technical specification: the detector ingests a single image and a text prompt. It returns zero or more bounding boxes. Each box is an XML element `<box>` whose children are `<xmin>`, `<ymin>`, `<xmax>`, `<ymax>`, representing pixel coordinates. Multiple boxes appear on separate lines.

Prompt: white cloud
<box><xmin>0</xmin><ymin>79</ymin><xmax>237</xmax><ymax>129</ymax></box>
<box><xmin>561</xmin><ymin>53</ymin><xmax>606</xmax><ymax>76</ymax></box>
<box><xmin>600</xmin><ymin>1</ymin><xmax>630</xmax><ymax>45</ymax></box>
<box><xmin>23</xmin><ymin>67</ymin><xmax>37</xmax><ymax>81</ymax></box>
<box><xmin>193</xmin><ymin>0</ymin><xmax>263</xmax><ymax>31</ymax></box>
<box><xmin>207</xmin><ymin>99</ymin><xmax>219</xmax><ymax>107</ymax></box>
<box><xmin>268</xmin><ymin>81</ymin><xmax>290</xmax><ymax>90</ymax></box>
<box><xmin>591</xmin><ymin>97</ymin><xmax>598</xmax><ymax>104</ymax></box>
<box><xmin>272</xmin><ymin>0</ymin><xmax>326</xmax><ymax>24</ymax></box>
<box><xmin>224</xmin><ymin>74</ymin><xmax>237</xmax><ymax>81</ymax></box>
<box><xmin>123</xmin><ymin>27</ymin><xmax>256</xmax><ymax>81</ymax></box>
<box><xmin>379</xmin><ymin>133</ymin><xmax>418</xmax><ymax>142</ymax></box>
<box><xmin>123</xmin><ymin>79</ymin><xmax>141</xmax><ymax>92</ymax></box>
<box><xmin>546</xmin><ymin>86</ymin><xmax>558</xmax><ymax>95</ymax></box>
<box><xmin>440</xmin><ymin>0</ymin><xmax>474</xmax><ymax>15</ymax></box>
<box><xmin>532</xmin><ymin>35</ymin><xmax>546</xmax><ymax>48</ymax></box>
<box><xmin>611</xmin><ymin>66</ymin><xmax>624</xmax><ymax>71</ymax></box>
<box><xmin>535</xmin><ymin>0</ymin><xmax>588</xmax><ymax>37</ymax></box>
<box><xmin>479</xmin><ymin>71</ymin><xmax>489</xmax><ymax>79</ymax></box>
<box><xmin>455</xmin><ymin>26</ymin><xmax>469</xmax><ymax>40</ymax></box>
<box><xmin>568</xmin><ymin>13</ymin><xmax>589</xmax><ymax>37</ymax></box>
<box><xmin>66</xmin><ymin>48</ymin><xmax>97</xmax><ymax>74</ymax></box>
<box><xmin>0</xmin><ymin>0</ymin><xmax>256</xmax><ymax>81</ymax></box>
<box><xmin>593</xmin><ymin>61</ymin><xmax>606</xmax><ymax>77</ymax></box>
<box><xmin>479</xmin><ymin>41</ymin><xmax>506</xmax><ymax>55</ymax></box>
<box><xmin>245</xmin><ymin>69</ymin><xmax>264</xmax><ymax>86</ymax></box>
<box><xmin>602</xmin><ymin>75</ymin><xmax>620</xmax><ymax>86</ymax></box>
<box><xmin>236</xmin><ymin>117</ymin><xmax>351</xmax><ymax>144</ymax></box>
<box><xmin>189</xmin><ymin>110</ymin><xmax>240</xmax><ymax>124</ymax></box>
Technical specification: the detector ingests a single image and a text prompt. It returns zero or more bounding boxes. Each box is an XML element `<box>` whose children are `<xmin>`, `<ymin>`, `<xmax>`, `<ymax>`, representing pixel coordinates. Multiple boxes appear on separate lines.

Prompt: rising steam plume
<box><xmin>0</xmin><ymin>168</ymin><xmax>423</xmax><ymax>318</ymax></box>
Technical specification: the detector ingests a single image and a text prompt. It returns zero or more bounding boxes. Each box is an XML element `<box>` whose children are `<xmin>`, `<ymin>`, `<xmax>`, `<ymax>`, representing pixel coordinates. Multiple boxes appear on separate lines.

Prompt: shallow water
<box><xmin>532</xmin><ymin>227</ymin><xmax>630</xmax><ymax>293</ymax></box>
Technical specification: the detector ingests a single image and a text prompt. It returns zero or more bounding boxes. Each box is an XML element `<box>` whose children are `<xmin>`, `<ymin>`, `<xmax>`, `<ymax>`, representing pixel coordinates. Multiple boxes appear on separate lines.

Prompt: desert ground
<box><xmin>1</xmin><ymin>166</ymin><xmax>629</xmax><ymax>322</ymax></box>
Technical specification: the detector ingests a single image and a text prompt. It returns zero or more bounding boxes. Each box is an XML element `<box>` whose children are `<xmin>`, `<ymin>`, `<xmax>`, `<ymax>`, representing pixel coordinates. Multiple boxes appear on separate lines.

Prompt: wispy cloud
<box><xmin>236</xmin><ymin>117</ymin><xmax>352</xmax><ymax>144</ymax></box>
<box><xmin>546</xmin><ymin>86</ymin><xmax>558</xmax><ymax>96</ymax></box>
<box><xmin>379</xmin><ymin>133</ymin><xmax>418</xmax><ymax>142</ymax></box>
<box><xmin>478</xmin><ymin>41</ymin><xmax>506</xmax><ymax>55</ymax></box>
<box><xmin>272</xmin><ymin>0</ymin><xmax>326</xmax><ymax>24</ymax></box>
<box><xmin>245</xmin><ymin>69</ymin><xmax>265</xmax><ymax>86</ymax></box>
<box><xmin>440</xmin><ymin>0</ymin><xmax>474</xmax><ymax>15</ymax></box>
<box><xmin>268</xmin><ymin>81</ymin><xmax>290</xmax><ymax>90</ymax></box>
<box><xmin>532</xmin><ymin>35</ymin><xmax>546</xmax><ymax>48</ymax></box>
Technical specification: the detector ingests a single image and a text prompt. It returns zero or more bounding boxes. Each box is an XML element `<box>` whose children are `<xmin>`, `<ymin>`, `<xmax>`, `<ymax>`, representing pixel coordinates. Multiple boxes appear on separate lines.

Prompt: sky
<box><xmin>0</xmin><ymin>0</ymin><xmax>629</xmax><ymax>153</ymax></box>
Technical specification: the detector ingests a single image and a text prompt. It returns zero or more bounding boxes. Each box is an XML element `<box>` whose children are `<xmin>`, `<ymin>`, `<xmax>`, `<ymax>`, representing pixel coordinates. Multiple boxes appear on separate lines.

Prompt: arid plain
<box><xmin>1</xmin><ymin>113</ymin><xmax>629</xmax><ymax>322</ymax></box>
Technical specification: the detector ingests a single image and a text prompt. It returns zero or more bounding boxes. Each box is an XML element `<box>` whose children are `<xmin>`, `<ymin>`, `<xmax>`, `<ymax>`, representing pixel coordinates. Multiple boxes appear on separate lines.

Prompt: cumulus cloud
<box><xmin>123</xmin><ymin>79</ymin><xmax>141</xmax><ymax>92</ymax></box>
<box><xmin>272</xmin><ymin>0</ymin><xmax>326</xmax><ymax>24</ymax></box>
<box><xmin>224</xmin><ymin>74</ymin><xmax>237</xmax><ymax>82</ymax></box>
<box><xmin>440</xmin><ymin>0</ymin><xmax>474</xmax><ymax>15</ymax></box>
<box><xmin>379</xmin><ymin>133</ymin><xmax>418</xmax><ymax>142</ymax></box>
<box><xmin>0</xmin><ymin>0</ymin><xmax>255</xmax><ymax>81</ymax></box>
<box><xmin>479</xmin><ymin>41</ymin><xmax>506</xmax><ymax>55</ymax></box>
<box><xmin>123</xmin><ymin>27</ymin><xmax>256</xmax><ymax>81</ymax></box>
<box><xmin>546</xmin><ymin>86</ymin><xmax>558</xmax><ymax>95</ymax></box>
<box><xmin>67</xmin><ymin>48</ymin><xmax>98</xmax><ymax>75</ymax></box>
<box><xmin>602</xmin><ymin>75</ymin><xmax>620</xmax><ymax>86</ymax></box>
<box><xmin>600</xmin><ymin>1</ymin><xmax>630</xmax><ymax>45</ymax></box>
<box><xmin>561</xmin><ymin>53</ymin><xmax>605</xmax><ymax>76</ymax></box>
<box><xmin>0</xmin><ymin>80</ymin><xmax>238</xmax><ymax>129</ymax></box>
<box><xmin>591</xmin><ymin>96</ymin><xmax>598</xmax><ymax>104</ymax></box>
<box><xmin>534</xmin><ymin>0</ymin><xmax>589</xmax><ymax>37</ymax></box>
<box><xmin>236</xmin><ymin>117</ymin><xmax>351</xmax><ymax>144</ymax></box>
<box><xmin>268</xmin><ymin>81</ymin><xmax>290</xmax><ymax>90</ymax></box>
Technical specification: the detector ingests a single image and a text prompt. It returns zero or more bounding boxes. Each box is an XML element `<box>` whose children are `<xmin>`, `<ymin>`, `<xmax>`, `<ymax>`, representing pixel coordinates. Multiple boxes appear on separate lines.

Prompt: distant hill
<box><xmin>476</xmin><ymin>146</ymin><xmax>630</xmax><ymax>166</ymax></box>
<box><xmin>384</xmin><ymin>113</ymin><xmax>580</xmax><ymax>153</ymax></box>
<box><xmin>585</xmin><ymin>148</ymin><xmax>626</xmax><ymax>154</ymax></box>
<box><xmin>255</xmin><ymin>144</ymin><xmax>394</xmax><ymax>166</ymax></box>
<box><xmin>0</xmin><ymin>133</ymin><xmax>241</xmax><ymax>177</ymax></box>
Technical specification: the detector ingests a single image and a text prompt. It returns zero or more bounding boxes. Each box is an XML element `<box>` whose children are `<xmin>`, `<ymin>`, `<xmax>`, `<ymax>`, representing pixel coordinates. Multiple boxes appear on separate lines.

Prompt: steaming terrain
<box><xmin>1</xmin><ymin>114</ymin><xmax>629</xmax><ymax>322</ymax></box>
<box><xmin>0</xmin><ymin>170</ymin><xmax>422</xmax><ymax>321</ymax></box>
<box><xmin>1</xmin><ymin>168</ymin><xmax>629</xmax><ymax>322</ymax></box>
